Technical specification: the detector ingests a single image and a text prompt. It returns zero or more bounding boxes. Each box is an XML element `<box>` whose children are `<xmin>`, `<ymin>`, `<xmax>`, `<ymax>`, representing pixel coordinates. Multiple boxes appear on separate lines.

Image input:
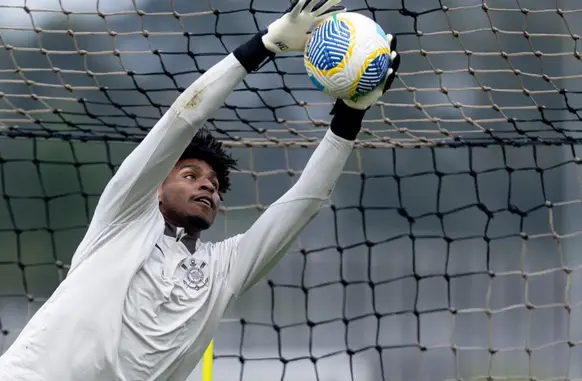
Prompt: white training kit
<box><xmin>0</xmin><ymin>53</ymin><xmax>355</xmax><ymax>381</ymax></box>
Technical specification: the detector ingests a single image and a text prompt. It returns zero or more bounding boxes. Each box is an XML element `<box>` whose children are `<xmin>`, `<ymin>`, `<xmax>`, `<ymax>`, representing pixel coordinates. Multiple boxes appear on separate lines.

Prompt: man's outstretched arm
<box><xmin>226</xmin><ymin>36</ymin><xmax>401</xmax><ymax>296</ymax></box>
<box><xmin>70</xmin><ymin>0</ymin><xmax>346</xmax><ymax>271</ymax></box>
<box><xmin>89</xmin><ymin>0</ymin><xmax>345</xmax><ymax>228</ymax></box>
<box><xmin>226</xmin><ymin>103</ymin><xmax>365</xmax><ymax>295</ymax></box>
<box><xmin>89</xmin><ymin>33</ymin><xmax>273</xmax><ymax>227</ymax></box>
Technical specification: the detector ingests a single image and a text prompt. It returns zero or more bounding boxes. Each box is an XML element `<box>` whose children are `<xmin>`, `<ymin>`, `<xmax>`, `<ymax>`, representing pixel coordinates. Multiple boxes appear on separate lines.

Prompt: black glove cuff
<box><xmin>329</xmin><ymin>100</ymin><xmax>367</xmax><ymax>141</ymax></box>
<box><xmin>233</xmin><ymin>30</ymin><xmax>276</xmax><ymax>73</ymax></box>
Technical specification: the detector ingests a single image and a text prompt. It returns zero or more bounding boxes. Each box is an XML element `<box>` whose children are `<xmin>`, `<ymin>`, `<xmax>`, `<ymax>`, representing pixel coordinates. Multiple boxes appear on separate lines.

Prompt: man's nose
<box><xmin>197</xmin><ymin>177</ymin><xmax>216</xmax><ymax>193</ymax></box>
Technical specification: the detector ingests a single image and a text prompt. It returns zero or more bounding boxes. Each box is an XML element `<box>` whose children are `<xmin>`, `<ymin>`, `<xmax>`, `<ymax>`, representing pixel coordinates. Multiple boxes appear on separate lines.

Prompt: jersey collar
<box><xmin>163</xmin><ymin>223</ymin><xmax>199</xmax><ymax>254</ymax></box>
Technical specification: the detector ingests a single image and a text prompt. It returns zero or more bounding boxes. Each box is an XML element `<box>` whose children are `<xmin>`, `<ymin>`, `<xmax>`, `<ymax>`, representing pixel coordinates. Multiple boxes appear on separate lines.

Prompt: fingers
<box><xmin>383</xmin><ymin>52</ymin><xmax>401</xmax><ymax>92</ymax></box>
<box><xmin>290</xmin><ymin>0</ymin><xmax>340</xmax><ymax>16</ymax></box>
<box><xmin>390</xmin><ymin>51</ymin><xmax>401</xmax><ymax>73</ymax></box>
<box><xmin>289</xmin><ymin>0</ymin><xmax>307</xmax><ymax>17</ymax></box>
<box><xmin>302</xmin><ymin>0</ymin><xmax>318</xmax><ymax>13</ymax></box>
<box><xmin>313</xmin><ymin>0</ymin><xmax>343</xmax><ymax>16</ymax></box>
<box><xmin>386</xmin><ymin>34</ymin><xmax>398</xmax><ymax>88</ymax></box>
<box><xmin>382</xmin><ymin>71</ymin><xmax>395</xmax><ymax>94</ymax></box>
<box><xmin>314</xmin><ymin>5</ymin><xmax>346</xmax><ymax>22</ymax></box>
<box><xmin>387</xmin><ymin>33</ymin><xmax>398</xmax><ymax>52</ymax></box>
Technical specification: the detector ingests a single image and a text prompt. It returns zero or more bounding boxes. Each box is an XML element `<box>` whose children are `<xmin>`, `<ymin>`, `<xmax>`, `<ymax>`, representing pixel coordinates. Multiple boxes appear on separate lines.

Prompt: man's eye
<box><xmin>184</xmin><ymin>174</ymin><xmax>195</xmax><ymax>180</ymax></box>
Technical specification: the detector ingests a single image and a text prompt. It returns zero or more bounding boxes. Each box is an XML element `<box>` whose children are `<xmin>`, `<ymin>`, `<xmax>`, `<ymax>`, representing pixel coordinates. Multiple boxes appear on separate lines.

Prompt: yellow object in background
<box><xmin>202</xmin><ymin>340</ymin><xmax>213</xmax><ymax>381</ymax></box>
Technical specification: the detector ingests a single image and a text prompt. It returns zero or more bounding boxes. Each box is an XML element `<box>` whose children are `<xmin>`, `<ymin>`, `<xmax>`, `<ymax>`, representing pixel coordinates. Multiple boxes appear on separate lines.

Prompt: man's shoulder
<box><xmin>91</xmin><ymin>210</ymin><xmax>165</xmax><ymax>249</ymax></box>
<box><xmin>70</xmin><ymin>209</ymin><xmax>165</xmax><ymax>273</ymax></box>
<box><xmin>198</xmin><ymin>234</ymin><xmax>243</xmax><ymax>253</ymax></box>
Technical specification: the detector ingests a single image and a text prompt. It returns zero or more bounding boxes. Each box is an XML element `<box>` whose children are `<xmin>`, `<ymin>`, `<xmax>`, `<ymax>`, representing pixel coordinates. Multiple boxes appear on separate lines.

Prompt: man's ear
<box><xmin>157</xmin><ymin>186</ymin><xmax>163</xmax><ymax>202</ymax></box>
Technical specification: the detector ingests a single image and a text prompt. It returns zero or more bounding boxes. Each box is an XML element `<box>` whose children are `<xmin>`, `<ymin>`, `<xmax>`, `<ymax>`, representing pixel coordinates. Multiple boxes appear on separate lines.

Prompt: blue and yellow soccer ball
<box><xmin>304</xmin><ymin>12</ymin><xmax>391</xmax><ymax>101</ymax></box>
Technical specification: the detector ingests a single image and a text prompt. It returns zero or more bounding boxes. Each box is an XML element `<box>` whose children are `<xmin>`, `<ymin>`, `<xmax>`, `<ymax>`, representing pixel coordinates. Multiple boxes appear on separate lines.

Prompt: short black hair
<box><xmin>179</xmin><ymin>128</ymin><xmax>237</xmax><ymax>194</ymax></box>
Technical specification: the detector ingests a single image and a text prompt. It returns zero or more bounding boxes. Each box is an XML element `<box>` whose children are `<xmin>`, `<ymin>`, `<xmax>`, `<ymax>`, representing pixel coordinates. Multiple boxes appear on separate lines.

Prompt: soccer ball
<box><xmin>304</xmin><ymin>12</ymin><xmax>391</xmax><ymax>101</ymax></box>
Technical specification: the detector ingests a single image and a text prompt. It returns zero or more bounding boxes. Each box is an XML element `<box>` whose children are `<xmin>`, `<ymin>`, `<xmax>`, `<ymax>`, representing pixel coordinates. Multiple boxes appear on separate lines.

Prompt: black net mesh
<box><xmin>3</xmin><ymin>1</ymin><xmax>582</xmax><ymax>381</ymax></box>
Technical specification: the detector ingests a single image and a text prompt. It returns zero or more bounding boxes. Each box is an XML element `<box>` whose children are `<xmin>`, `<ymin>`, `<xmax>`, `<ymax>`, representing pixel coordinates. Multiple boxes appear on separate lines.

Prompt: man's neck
<box><xmin>163</xmin><ymin>221</ymin><xmax>200</xmax><ymax>254</ymax></box>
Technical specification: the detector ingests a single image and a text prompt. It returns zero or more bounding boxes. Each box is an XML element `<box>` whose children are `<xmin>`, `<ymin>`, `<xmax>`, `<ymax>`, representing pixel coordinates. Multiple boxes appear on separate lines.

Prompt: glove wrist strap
<box><xmin>233</xmin><ymin>30</ymin><xmax>276</xmax><ymax>73</ymax></box>
<box><xmin>330</xmin><ymin>100</ymin><xmax>367</xmax><ymax>141</ymax></box>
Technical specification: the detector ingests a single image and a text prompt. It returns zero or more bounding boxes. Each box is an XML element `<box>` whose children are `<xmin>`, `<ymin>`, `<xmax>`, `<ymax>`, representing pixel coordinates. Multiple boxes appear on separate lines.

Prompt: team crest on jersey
<box><xmin>184</xmin><ymin>258</ymin><xmax>209</xmax><ymax>291</ymax></box>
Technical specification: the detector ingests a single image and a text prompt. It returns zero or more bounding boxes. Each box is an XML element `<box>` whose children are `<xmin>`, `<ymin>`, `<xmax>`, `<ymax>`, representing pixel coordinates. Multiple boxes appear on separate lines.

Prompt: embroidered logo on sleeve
<box><xmin>183</xmin><ymin>258</ymin><xmax>210</xmax><ymax>291</ymax></box>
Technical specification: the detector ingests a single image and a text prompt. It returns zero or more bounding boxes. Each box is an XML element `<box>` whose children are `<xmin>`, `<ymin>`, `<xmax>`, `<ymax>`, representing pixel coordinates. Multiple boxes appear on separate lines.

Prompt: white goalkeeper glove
<box><xmin>262</xmin><ymin>0</ymin><xmax>346</xmax><ymax>53</ymax></box>
<box><xmin>340</xmin><ymin>34</ymin><xmax>401</xmax><ymax>110</ymax></box>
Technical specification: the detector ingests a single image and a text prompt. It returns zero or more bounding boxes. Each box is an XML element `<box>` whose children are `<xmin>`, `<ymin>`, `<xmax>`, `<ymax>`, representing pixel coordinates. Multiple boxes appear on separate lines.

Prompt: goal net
<box><xmin>2</xmin><ymin>0</ymin><xmax>582</xmax><ymax>380</ymax></box>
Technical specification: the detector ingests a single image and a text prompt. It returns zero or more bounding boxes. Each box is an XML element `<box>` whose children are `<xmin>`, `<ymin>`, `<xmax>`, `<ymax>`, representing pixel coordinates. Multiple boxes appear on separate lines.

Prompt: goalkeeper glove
<box><xmin>328</xmin><ymin>34</ymin><xmax>400</xmax><ymax>140</ymax></box>
<box><xmin>262</xmin><ymin>0</ymin><xmax>346</xmax><ymax>53</ymax></box>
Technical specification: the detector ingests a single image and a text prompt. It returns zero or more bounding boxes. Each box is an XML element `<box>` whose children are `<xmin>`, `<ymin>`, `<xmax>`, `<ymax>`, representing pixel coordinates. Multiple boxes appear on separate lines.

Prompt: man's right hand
<box><xmin>261</xmin><ymin>0</ymin><xmax>346</xmax><ymax>54</ymax></box>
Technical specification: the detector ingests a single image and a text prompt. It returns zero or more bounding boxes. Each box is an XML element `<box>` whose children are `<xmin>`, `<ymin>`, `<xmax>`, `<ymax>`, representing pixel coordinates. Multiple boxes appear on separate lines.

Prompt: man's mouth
<box><xmin>193</xmin><ymin>196</ymin><xmax>213</xmax><ymax>209</ymax></box>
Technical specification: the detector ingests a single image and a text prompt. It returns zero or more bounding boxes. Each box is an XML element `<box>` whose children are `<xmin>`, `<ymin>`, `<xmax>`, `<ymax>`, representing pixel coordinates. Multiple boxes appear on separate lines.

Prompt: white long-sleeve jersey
<box><xmin>0</xmin><ymin>52</ymin><xmax>355</xmax><ymax>381</ymax></box>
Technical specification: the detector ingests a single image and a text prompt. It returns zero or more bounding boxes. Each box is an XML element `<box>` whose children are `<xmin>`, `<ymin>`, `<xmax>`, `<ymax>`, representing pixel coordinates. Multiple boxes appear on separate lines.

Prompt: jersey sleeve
<box><xmin>69</xmin><ymin>52</ymin><xmax>257</xmax><ymax>272</ymax></box>
<box><xmin>89</xmin><ymin>53</ymin><xmax>248</xmax><ymax>227</ymax></box>
<box><xmin>225</xmin><ymin>129</ymin><xmax>355</xmax><ymax>296</ymax></box>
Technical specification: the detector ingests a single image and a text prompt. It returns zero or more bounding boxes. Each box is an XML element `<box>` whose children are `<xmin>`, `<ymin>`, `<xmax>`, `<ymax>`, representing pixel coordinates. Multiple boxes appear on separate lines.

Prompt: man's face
<box><xmin>159</xmin><ymin>158</ymin><xmax>221</xmax><ymax>231</ymax></box>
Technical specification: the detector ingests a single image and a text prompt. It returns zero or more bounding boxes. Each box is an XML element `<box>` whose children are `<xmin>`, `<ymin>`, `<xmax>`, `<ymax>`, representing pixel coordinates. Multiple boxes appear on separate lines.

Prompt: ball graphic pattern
<box><xmin>304</xmin><ymin>13</ymin><xmax>391</xmax><ymax>101</ymax></box>
<box><xmin>306</xmin><ymin>19</ymin><xmax>352</xmax><ymax>71</ymax></box>
<box><xmin>357</xmin><ymin>52</ymin><xmax>390</xmax><ymax>94</ymax></box>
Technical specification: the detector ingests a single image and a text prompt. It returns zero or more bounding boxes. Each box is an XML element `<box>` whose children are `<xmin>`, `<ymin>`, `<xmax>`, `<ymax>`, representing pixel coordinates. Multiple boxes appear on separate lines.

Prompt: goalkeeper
<box><xmin>0</xmin><ymin>0</ymin><xmax>399</xmax><ymax>380</ymax></box>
